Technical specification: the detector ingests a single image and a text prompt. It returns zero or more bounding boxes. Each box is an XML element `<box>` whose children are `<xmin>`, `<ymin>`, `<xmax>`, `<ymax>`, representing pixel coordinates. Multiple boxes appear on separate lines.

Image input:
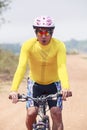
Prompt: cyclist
<box><xmin>9</xmin><ymin>16</ymin><xmax>71</xmax><ymax>130</ymax></box>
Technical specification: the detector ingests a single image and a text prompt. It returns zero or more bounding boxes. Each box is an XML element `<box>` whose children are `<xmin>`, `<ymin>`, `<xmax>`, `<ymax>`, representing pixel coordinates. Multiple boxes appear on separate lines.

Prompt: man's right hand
<box><xmin>9</xmin><ymin>92</ymin><xmax>18</xmax><ymax>103</ymax></box>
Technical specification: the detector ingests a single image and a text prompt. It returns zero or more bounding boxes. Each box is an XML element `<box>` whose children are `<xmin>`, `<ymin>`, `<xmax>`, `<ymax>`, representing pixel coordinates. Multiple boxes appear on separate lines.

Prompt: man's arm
<box><xmin>9</xmin><ymin>44</ymin><xmax>29</xmax><ymax>103</ymax></box>
<box><xmin>57</xmin><ymin>42</ymin><xmax>70</xmax><ymax>90</ymax></box>
<box><xmin>10</xmin><ymin>44</ymin><xmax>28</xmax><ymax>91</ymax></box>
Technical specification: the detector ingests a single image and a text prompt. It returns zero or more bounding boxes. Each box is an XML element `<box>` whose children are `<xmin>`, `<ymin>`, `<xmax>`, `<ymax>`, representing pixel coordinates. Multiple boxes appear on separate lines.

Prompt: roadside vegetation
<box><xmin>0</xmin><ymin>49</ymin><xmax>19</xmax><ymax>81</ymax></box>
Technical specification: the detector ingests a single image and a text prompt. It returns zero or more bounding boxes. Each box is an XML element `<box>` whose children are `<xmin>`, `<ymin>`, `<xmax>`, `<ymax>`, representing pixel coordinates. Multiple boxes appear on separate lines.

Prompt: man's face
<box><xmin>35</xmin><ymin>28</ymin><xmax>53</xmax><ymax>45</ymax></box>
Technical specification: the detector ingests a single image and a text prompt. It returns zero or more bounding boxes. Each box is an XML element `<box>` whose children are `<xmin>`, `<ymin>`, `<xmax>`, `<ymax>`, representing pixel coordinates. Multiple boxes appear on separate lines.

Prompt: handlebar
<box><xmin>13</xmin><ymin>91</ymin><xmax>72</xmax><ymax>102</ymax></box>
<box><xmin>9</xmin><ymin>91</ymin><xmax>72</xmax><ymax>103</ymax></box>
<box><xmin>17</xmin><ymin>92</ymin><xmax>62</xmax><ymax>102</ymax></box>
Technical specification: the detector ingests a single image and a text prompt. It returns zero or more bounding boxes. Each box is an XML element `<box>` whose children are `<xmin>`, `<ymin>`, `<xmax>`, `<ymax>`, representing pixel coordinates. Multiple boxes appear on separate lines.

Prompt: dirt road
<box><xmin>0</xmin><ymin>54</ymin><xmax>87</xmax><ymax>130</ymax></box>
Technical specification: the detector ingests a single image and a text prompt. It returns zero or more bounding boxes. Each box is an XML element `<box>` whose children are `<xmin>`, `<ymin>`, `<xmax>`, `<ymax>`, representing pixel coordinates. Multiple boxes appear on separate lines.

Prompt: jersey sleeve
<box><xmin>57</xmin><ymin>42</ymin><xmax>70</xmax><ymax>90</ymax></box>
<box><xmin>10</xmin><ymin>44</ymin><xmax>28</xmax><ymax>91</ymax></box>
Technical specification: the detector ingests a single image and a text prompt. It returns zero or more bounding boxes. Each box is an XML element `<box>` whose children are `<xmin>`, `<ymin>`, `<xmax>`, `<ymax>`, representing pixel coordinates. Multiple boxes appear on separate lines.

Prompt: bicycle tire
<box><xmin>35</xmin><ymin>127</ymin><xmax>49</xmax><ymax>130</ymax></box>
<box><xmin>43</xmin><ymin>115</ymin><xmax>50</xmax><ymax>130</ymax></box>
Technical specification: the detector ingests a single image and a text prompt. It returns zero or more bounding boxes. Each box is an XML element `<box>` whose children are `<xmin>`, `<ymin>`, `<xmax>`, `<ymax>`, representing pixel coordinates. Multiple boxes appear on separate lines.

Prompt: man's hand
<box><xmin>62</xmin><ymin>90</ymin><xmax>72</xmax><ymax>100</ymax></box>
<box><xmin>9</xmin><ymin>92</ymin><xmax>18</xmax><ymax>103</ymax></box>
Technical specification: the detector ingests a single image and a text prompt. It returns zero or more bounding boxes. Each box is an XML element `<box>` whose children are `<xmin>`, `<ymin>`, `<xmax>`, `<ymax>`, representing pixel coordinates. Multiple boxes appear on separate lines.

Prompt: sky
<box><xmin>0</xmin><ymin>0</ymin><xmax>87</xmax><ymax>43</ymax></box>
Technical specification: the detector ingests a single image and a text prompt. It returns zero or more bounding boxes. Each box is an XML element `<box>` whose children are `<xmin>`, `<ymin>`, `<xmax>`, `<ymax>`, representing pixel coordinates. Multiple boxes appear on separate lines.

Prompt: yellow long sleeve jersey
<box><xmin>11</xmin><ymin>38</ymin><xmax>70</xmax><ymax>91</ymax></box>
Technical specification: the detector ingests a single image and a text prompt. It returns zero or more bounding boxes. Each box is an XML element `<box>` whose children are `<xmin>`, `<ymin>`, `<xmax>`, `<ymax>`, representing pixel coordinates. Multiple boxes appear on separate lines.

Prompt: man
<box><xmin>9</xmin><ymin>16</ymin><xmax>71</xmax><ymax>130</ymax></box>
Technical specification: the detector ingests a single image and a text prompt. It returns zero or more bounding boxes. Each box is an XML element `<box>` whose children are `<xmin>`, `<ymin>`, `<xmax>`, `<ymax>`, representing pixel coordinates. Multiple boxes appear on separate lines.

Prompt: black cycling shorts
<box><xmin>26</xmin><ymin>79</ymin><xmax>62</xmax><ymax>109</ymax></box>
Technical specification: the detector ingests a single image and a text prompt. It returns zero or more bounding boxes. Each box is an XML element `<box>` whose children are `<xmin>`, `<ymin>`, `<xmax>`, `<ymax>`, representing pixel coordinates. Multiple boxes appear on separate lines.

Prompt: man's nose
<box><xmin>42</xmin><ymin>34</ymin><xmax>46</xmax><ymax>38</ymax></box>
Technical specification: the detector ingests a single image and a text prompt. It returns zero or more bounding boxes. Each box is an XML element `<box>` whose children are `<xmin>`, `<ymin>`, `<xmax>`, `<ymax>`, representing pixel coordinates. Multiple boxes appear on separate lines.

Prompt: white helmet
<box><xmin>33</xmin><ymin>16</ymin><xmax>55</xmax><ymax>29</ymax></box>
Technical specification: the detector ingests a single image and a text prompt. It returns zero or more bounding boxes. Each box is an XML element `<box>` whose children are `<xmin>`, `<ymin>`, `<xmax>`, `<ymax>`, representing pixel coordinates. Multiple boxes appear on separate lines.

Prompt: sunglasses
<box><xmin>35</xmin><ymin>29</ymin><xmax>53</xmax><ymax>36</ymax></box>
<box><xmin>37</xmin><ymin>31</ymin><xmax>50</xmax><ymax>36</ymax></box>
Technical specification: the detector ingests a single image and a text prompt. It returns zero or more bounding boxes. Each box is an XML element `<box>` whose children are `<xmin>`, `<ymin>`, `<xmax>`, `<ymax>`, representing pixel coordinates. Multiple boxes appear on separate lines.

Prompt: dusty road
<box><xmin>0</xmin><ymin>54</ymin><xmax>87</xmax><ymax>130</ymax></box>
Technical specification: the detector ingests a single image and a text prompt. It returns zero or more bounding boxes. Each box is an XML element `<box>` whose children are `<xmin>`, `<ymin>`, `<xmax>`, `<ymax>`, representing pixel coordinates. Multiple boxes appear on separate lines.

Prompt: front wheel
<box><xmin>33</xmin><ymin>123</ymin><xmax>45</xmax><ymax>130</ymax></box>
<box><xmin>33</xmin><ymin>116</ymin><xmax>50</xmax><ymax>130</ymax></box>
<box><xmin>43</xmin><ymin>115</ymin><xmax>50</xmax><ymax>130</ymax></box>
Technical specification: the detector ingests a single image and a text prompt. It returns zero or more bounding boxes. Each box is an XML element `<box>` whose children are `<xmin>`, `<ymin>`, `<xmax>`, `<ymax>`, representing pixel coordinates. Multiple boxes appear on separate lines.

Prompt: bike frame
<box><xmin>33</xmin><ymin>95</ymin><xmax>50</xmax><ymax>130</ymax></box>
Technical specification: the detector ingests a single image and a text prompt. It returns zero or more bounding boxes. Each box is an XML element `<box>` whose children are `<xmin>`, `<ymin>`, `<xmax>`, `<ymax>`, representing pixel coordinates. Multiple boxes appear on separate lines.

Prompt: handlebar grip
<box><xmin>8</xmin><ymin>94</ymin><xmax>22</xmax><ymax>99</ymax></box>
<box><xmin>57</xmin><ymin>93</ymin><xmax>62</xmax><ymax>97</ymax></box>
<box><xmin>57</xmin><ymin>91</ymin><xmax>72</xmax><ymax>98</ymax></box>
<box><xmin>18</xmin><ymin>94</ymin><xmax>22</xmax><ymax>99</ymax></box>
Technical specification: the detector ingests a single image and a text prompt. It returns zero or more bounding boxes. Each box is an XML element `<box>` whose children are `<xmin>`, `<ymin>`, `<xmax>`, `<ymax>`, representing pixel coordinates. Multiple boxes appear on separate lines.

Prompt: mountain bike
<box><xmin>17</xmin><ymin>91</ymin><xmax>72</xmax><ymax>130</ymax></box>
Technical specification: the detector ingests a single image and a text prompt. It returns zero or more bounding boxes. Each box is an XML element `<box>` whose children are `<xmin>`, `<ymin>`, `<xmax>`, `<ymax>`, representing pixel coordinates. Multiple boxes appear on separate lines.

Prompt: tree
<box><xmin>0</xmin><ymin>0</ymin><xmax>12</xmax><ymax>24</ymax></box>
